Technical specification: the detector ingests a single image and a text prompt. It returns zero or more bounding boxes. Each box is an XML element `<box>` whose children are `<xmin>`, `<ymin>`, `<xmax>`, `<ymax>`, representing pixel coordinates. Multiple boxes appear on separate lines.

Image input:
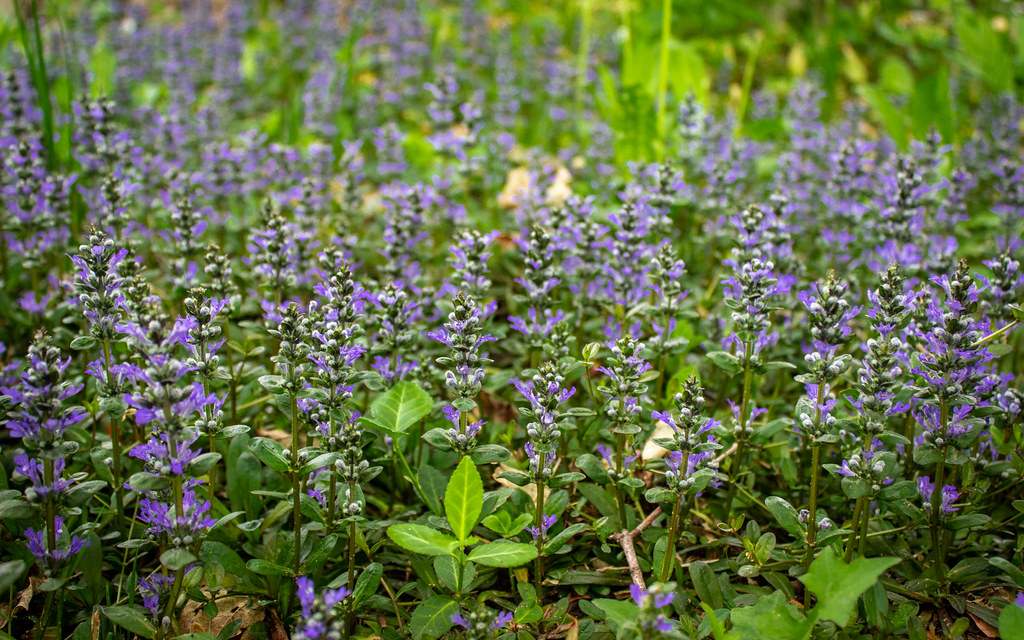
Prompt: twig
<box><xmin>713</xmin><ymin>443</ymin><xmax>738</xmax><ymax>465</ymax></box>
<box><xmin>610</xmin><ymin>507</ymin><xmax>663</xmax><ymax>590</ymax></box>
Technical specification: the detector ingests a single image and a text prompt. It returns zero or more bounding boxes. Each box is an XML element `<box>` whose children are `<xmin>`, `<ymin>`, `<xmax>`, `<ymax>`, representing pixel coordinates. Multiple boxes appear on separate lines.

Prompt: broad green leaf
<box><xmin>352</xmin><ymin>562</ymin><xmax>383</xmax><ymax>604</ymax></box>
<box><xmin>409</xmin><ymin>595</ymin><xmax>458</xmax><ymax>640</ymax></box>
<box><xmin>386</xmin><ymin>524</ymin><xmax>459</xmax><ymax>557</ymax></box>
<box><xmin>445</xmin><ymin>457</ymin><xmax>483</xmax><ymax>542</ymax></box>
<box><xmin>467</xmin><ymin>542</ymin><xmax>538</xmax><ymax>567</ymax></box>
<box><xmin>418</xmin><ymin>464</ymin><xmax>448</xmax><ymax>516</ymax></box>
<box><xmin>765</xmin><ymin>496</ymin><xmax>805</xmax><ymax>538</ymax></box>
<box><xmin>731</xmin><ymin>590</ymin><xmax>814</xmax><ymax>640</ymax></box>
<box><xmin>999</xmin><ymin>600</ymin><xmax>1024</xmax><ymax>640</ymax></box>
<box><xmin>246</xmin><ymin>437</ymin><xmax>290</xmax><ymax>473</ymax></box>
<box><xmin>245</xmin><ymin>559</ymin><xmax>292</xmax><ymax>577</ymax></box>
<box><xmin>800</xmin><ymin>547</ymin><xmax>900</xmax><ymax>626</ymax></box>
<box><xmin>160</xmin><ymin>548</ymin><xmax>197</xmax><ymax>571</ymax></box>
<box><xmin>689</xmin><ymin>561</ymin><xmax>723</xmax><ymax>609</ymax></box>
<box><xmin>362</xmin><ymin>381</ymin><xmax>433</xmax><ymax>435</ymax></box>
<box><xmin>0</xmin><ymin>560</ymin><xmax>25</xmax><ymax>593</ymax></box>
<box><xmin>592</xmin><ymin>598</ymin><xmax>638</xmax><ymax>630</ymax></box>
<box><xmin>103</xmin><ymin>606</ymin><xmax>158</xmax><ymax>640</ymax></box>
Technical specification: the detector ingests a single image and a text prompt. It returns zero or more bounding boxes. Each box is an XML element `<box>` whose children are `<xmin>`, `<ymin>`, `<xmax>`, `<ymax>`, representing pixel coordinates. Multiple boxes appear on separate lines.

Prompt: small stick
<box><xmin>611</xmin><ymin>507</ymin><xmax>663</xmax><ymax>589</ymax></box>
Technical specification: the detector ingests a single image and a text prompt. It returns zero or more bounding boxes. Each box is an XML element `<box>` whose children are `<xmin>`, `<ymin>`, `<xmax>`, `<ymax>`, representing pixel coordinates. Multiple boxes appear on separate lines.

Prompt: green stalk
<box><xmin>843</xmin><ymin>496</ymin><xmax>865</xmax><ymax>563</ymax></box>
<box><xmin>290</xmin><ymin>391</ymin><xmax>303</xmax><ymax>580</ymax></box>
<box><xmin>328</xmin><ymin>413</ymin><xmax>338</xmax><ymax>529</ymax></box>
<box><xmin>102</xmin><ymin>339</ymin><xmax>126</xmax><ymax>535</ymax></box>
<box><xmin>534</xmin><ymin>478</ymin><xmax>546</xmax><ymax>602</ymax></box>
<box><xmin>725</xmin><ymin>341</ymin><xmax>754</xmax><ymax>516</ymax></box>
<box><xmin>930</xmin><ymin>399</ymin><xmax>949</xmax><ymax>590</ymax></box>
<box><xmin>345</xmin><ymin>477</ymin><xmax>358</xmax><ymax>640</ymax></box>
<box><xmin>659</xmin><ymin>496</ymin><xmax>683</xmax><ymax>582</ymax></box>
<box><xmin>857</xmin><ymin>498</ymin><xmax>870</xmax><ymax>558</ymax></box>
<box><xmin>654</xmin><ymin>0</ymin><xmax>672</xmax><ymax>160</ymax></box>
<box><xmin>614</xmin><ymin>432</ymin><xmax>629</xmax><ymax>530</ymax></box>
<box><xmin>803</xmin><ymin>445</ymin><xmax>821</xmax><ymax>566</ymax></box>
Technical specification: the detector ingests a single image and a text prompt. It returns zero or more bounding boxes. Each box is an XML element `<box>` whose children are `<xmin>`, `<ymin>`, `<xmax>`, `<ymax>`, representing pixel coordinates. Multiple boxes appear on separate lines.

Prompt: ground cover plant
<box><xmin>0</xmin><ymin>1</ymin><xmax>1023</xmax><ymax>639</ymax></box>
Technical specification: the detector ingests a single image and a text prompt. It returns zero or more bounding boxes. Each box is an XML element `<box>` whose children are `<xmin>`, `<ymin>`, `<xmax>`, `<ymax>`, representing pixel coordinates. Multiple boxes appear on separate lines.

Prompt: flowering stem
<box><xmin>844</xmin><ymin>496</ymin><xmax>865</xmax><ymax>563</ymax></box>
<box><xmin>102</xmin><ymin>339</ymin><xmax>126</xmax><ymax>536</ymax></box>
<box><xmin>614</xmin><ymin>433</ymin><xmax>629</xmax><ymax>530</ymax></box>
<box><xmin>534</xmin><ymin>479</ymin><xmax>545</xmax><ymax>603</ymax></box>
<box><xmin>290</xmin><ymin>391</ymin><xmax>303</xmax><ymax>583</ymax></box>
<box><xmin>857</xmin><ymin>499</ymin><xmax>870</xmax><ymax>557</ymax></box>
<box><xmin>803</xmin><ymin>382</ymin><xmax>826</xmax><ymax>575</ymax></box>
<box><xmin>328</xmin><ymin>416</ymin><xmax>338</xmax><ymax>530</ymax></box>
<box><xmin>346</xmin><ymin>481</ymin><xmax>358</xmax><ymax>639</ymax></box>
<box><xmin>803</xmin><ymin>444</ymin><xmax>821</xmax><ymax>575</ymax></box>
<box><xmin>930</xmin><ymin>399</ymin><xmax>949</xmax><ymax>591</ymax></box>
<box><xmin>726</xmin><ymin>341</ymin><xmax>754</xmax><ymax>517</ymax></box>
<box><xmin>43</xmin><ymin>459</ymin><xmax>57</xmax><ymax>560</ymax></box>
<box><xmin>658</xmin><ymin>496</ymin><xmax>682</xmax><ymax>583</ymax></box>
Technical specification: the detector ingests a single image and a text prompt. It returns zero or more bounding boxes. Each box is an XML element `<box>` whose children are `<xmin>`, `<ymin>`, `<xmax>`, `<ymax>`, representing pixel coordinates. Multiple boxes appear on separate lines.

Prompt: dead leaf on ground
<box><xmin>180</xmin><ymin>595</ymin><xmax>264</xmax><ymax>638</ymax></box>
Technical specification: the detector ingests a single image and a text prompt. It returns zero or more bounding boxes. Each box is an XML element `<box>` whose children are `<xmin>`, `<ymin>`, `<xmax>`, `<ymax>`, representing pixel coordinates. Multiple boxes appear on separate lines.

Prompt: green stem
<box><xmin>614</xmin><ymin>432</ymin><xmax>629</xmax><ymax>530</ymax></box>
<box><xmin>930</xmin><ymin>399</ymin><xmax>949</xmax><ymax>590</ymax></box>
<box><xmin>346</xmin><ymin>491</ymin><xmax>358</xmax><ymax>639</ymax></box>
<box><xmin>394</xmin><ymin>436</ymin><xmax>425</xmax><ymax>499</ymax></box>
<box><xmin>803</xmin><ymin>381</ymin><xmax>827</xmax><ymax>576</ymax></box>
<box><xmin>844</xmin><ymin>496</ymin><xmax>865</xmax><ymax>563</ymax></box>
<box><xmin>534</xmin><ymin>479</ymin><xmax>546</xmax><ymax>602</ymax></box>
<box><xmin>659</xmin><ymin>496</ymin><xmax>682</xmax><ymax>582</ymax></box>
<box><xmin>290</xmin><ymin>391</ymin><xmax>303</xmax><ymax>612</ymax></box>
<box><xmin>803</xmin><ymin>446</ymin><xmax>821</xmax><ymax>576</ymax></box>
<box><xmin>726</xmin><ymin>342</ymin><xmax>754</xmax><ymax>517</ymax></box>
<box><xmin>857</xmin><ymin>497</ymin><xmax>870</xmax><ymax>558</ymax></box>
<box><xmin>102</xmin><ymin>339</ymin><xmax>126</xmax><ymax>536</ymax></box>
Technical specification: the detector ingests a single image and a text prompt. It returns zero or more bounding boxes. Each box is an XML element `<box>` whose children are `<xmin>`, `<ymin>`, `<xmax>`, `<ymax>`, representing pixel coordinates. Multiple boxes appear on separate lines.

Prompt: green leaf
<box><xmin>575</xmin><ymin>453</ymin><xmax>610</xmax><ymax>484</ymax></box>
<box><xmin>765</xmin><ymin>496</ymin><xmax>804</xmax><ymax>539</ymax></box>
<box><xmin>467</xmin><ymin>542</ymin><xmax>538</xmax><ymax>567</ymax></box>
<box><xmin>731</xmin><ymin>590</ymin><xmax>814</xmax><ymax>640</ymax></box>
<box><xmin>352</xmin><ymin>562</ymin><xmax>383</xmax><ymax>604</ymax></box>
<box><xmin>247</xmin><ymin>437</ymin><xmax>290</xmax><ymax>473</ymax></box>
<box><xmin>409</xmin><ymin>596</ymin><xmax>458</xmax><ymax>640</ymax></box>
<box><xmin>160</xmin><ymin>548</ymin><xmax>197</xmax><ymax>571</ymax></box>
<box><xmin>999</xmin><ymin>601</ymin><xmax>1024</xmax><ymax>640</ymax></box>
<box><xmin>445</xmin><ymin>457</ymin><xmax>484</xmax><ymax>542</ymax></box>
<box><xmin>0</xmin><ymin>560</ymin><xmax>25</xmax><ymax>593</ymax></box>
<box><xmin>103</xmin><ymin>606</ymin><xmax>158</xmax><ymax>640</ymax></box>
<box><xmin>990</xmin><ymin>557</ymin><xmax>1024</xmax><ymax>589</ymax></box>
<box><xmin>418</xmin><ymin>465</ymin><xmax>448</xmax><ymax>516</ymax></box>
<box><xmin>707</xmin><ymin>351</ymin><xmax>741</xmax><ymax>375</ymax></box>
<box><xmin>592</xmin><ymin>599</ymin><xmax>639</xmax><ymax>630</ymax></box>
<box><xmin>689</xmin><ymin>561</ymin><xmax>723</xmax><ymax>609</ymax></box>
<box><xmin>386</xmin><ymin>524</ymin><xmax>459</xmax><ymax>557</ymax></box>
<box><xmin>245</xmin><ymin>559</ymin><xmax>292</xmax><ymax>577</ymax></box>
<box><xmin>800</xmin><ymin>547</ymin><xmax>900</xmax><ymax>627</ymax></box>
<box><xmin>70</xmin><ymin>336</ymin><xmax>97</xmax><ymax>350</ymax></box>
<box><xmin>362</xmin><ymin>381</ymin><xmax>433</xmax><ymax>436</ymax></box>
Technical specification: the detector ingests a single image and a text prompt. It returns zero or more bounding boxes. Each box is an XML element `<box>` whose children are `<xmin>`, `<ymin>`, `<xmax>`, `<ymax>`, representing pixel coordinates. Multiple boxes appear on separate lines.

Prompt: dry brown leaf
<box><xmin>642</xmin><ymin>421</ymin><xmax>674</xmax><ymax>461</ymax></box>
<box><xmin>14</xmin><ymin>575</ymin><xmax>44</xmax><ymax>614</ymax></box>
<box><xmin>180</xmin><ymin>595</ymin><xmax>264</xmax><ymax>638</ymax></box>
<box><xmin>969</xmin><ymin>611</ymin><xmax>1000</xmax><ymax>638</ymax></box>
<box><xmin>256</xmin><ymin>427</ymin><xmax>292</xmax><ymax>448</ymax></box>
